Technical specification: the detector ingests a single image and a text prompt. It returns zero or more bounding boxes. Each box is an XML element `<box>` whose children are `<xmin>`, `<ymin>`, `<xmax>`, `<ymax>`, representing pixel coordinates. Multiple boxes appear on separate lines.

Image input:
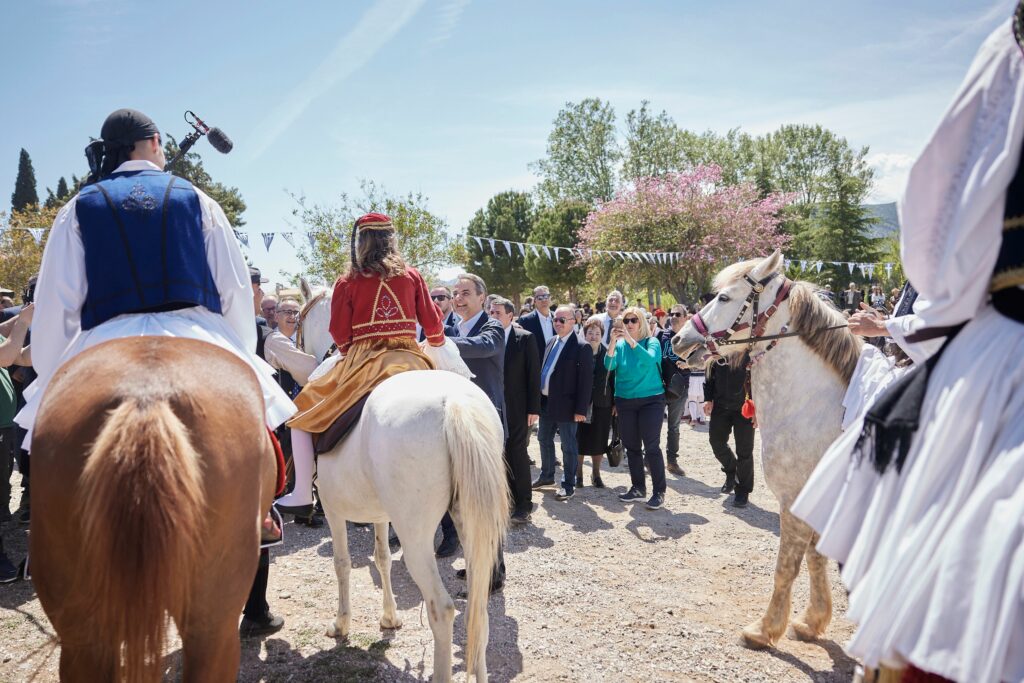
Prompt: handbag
<box><xmin>606</xmin><ymin>415</ymin><xmax>624</xmax><ymax>468</ymax></box>
<box><xmin>665</xmin><ymin>372</ymin><xmax>687</xmax><ymax>401</ymax></box>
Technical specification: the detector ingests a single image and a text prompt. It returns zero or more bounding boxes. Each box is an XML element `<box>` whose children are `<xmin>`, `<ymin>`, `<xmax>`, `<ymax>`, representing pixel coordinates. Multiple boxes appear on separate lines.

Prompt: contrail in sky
<box><xmin>249</xmin><ymin>0</ymin><xmax>427</xmax><ymax>160</ymax></box>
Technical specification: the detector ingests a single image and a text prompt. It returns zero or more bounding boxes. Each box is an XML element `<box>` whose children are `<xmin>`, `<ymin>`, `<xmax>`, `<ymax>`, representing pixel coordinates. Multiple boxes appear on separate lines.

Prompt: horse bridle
<box><xmin>294</xmin><ymin>290</ymin><xmax>336</xmax><ymax>362</ymax></box>
<box><xmin>691</xmin><ymin>271</ymin><xmax>794</xmax><ymax>358</ymax></box>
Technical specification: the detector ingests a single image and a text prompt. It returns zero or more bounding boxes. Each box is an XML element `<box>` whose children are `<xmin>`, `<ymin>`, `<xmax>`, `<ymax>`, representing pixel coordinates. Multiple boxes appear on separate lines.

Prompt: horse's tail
<box><xmin>442</xmin><ymin>388</ymin><xmax>509</xmax><ymax>677</ymax></box>
<box><xmin>77</xmin><ymin>398</ymin><xmax>203</xmax><ymax>682</ymax></box>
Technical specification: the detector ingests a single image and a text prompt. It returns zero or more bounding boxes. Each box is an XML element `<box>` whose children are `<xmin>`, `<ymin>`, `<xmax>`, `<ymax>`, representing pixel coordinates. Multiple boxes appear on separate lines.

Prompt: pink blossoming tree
<box><xmin>579</xmin><ymin>165</ymin><xmax>793</xmax><ymax>303</ymax></box>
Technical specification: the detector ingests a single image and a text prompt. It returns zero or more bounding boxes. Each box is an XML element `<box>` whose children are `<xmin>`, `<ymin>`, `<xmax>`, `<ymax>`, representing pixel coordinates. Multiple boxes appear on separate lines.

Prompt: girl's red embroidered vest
<box><xmin>329</xmin><ymin>266</ymin><xmax>444</xmax><ymax>354</ymax></box>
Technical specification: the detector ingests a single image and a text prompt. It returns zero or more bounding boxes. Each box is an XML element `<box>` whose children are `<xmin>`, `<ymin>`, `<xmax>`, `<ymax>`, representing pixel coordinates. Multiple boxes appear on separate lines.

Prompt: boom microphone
<box><xmin>164</xmin><ymin>110</ymin><xmax>233</xmax><ymax>171</ymax></box>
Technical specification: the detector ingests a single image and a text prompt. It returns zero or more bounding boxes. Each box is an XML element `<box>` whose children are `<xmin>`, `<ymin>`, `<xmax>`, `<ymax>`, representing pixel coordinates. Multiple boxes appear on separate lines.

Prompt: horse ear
<box><xmin>753</xmin><ymin>249</ymin><xmax>783</xmax><ymax>278</ymax></box>
<box><xmin>299</xmin><ymin>276</ymin><xmax>313</xmax><ymax>302</ymax></box>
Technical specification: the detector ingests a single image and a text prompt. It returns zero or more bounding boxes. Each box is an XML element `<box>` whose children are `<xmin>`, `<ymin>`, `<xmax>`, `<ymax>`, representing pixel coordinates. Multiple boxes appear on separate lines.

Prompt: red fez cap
<box><xmin>653</xmin><ymin>308</ymin><xmax>667</xmax><ymax>317</ymax></box>
<box><xmin>355</xmin><ymin>212</ymin><xmax>394</xmax><ymax>231</ymax></box>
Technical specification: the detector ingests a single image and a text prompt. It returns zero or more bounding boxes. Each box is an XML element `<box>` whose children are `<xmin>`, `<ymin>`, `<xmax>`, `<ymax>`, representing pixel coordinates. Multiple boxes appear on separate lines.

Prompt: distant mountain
<box><xmin>863</xmin><ymin>202</ymin><xmax>899</xmax><ymax>239</ymax></box>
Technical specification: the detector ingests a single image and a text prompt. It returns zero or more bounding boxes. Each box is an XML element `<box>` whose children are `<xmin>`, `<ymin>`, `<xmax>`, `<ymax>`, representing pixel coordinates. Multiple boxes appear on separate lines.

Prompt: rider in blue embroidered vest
<box><xmin>75</xmin><ymin>169</ymin><xmax>222</xmax><ymax>330</ymax></box>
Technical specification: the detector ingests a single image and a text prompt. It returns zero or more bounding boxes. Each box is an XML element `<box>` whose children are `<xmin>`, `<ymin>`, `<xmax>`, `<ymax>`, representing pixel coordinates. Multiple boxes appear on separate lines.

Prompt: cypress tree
<box><xmin>11</xmin><ymin>148</ymin><xmax>39</xmax><ymax>212</ymax></box>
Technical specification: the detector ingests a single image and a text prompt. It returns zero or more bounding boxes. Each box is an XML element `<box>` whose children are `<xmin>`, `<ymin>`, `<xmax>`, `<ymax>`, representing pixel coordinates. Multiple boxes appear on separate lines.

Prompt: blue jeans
<box><xmin>538</xmin><ymin>401</ymin><xmax>580</xmax><ymax>493</ymax></box>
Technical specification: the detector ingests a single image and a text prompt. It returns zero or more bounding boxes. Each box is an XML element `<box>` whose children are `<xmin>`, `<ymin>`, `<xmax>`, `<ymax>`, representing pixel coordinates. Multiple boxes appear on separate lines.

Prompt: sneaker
<box><xmin>646</xmin><ymin>493</ymin><xmax>665</xmax><ymax>510</ymax></box>
<box><xmin>554</xmin><ymin>487</ymin><xmax>575</xmax><ymax>501</ymax></box>
<box><xmin>618</xmin><ymin>487</ymin><xmax>646</xmax><ymax>502</ymax></box>
<box><xmin>733</xmin><ymin>491</ymin><xmax>749</xmax><ymax>508</ymax></box>
<box><xmin>530</xmin><ymin>478</ymin><xmax>555</xmax><ymax>489</ymax></box>
<box><xmin>721</xmin><ymin>472</ymin><xmax>736</xmax><ymax>494</ymax></box>
<box><xmin>239</xmin><ymin>612</ymin><xmax>285</xmax><ymax>638</ymax></box>
<box><xmin>666</xmin><ymin>461</ymin><xmax>685</xmax><ymax>476</ymax></box>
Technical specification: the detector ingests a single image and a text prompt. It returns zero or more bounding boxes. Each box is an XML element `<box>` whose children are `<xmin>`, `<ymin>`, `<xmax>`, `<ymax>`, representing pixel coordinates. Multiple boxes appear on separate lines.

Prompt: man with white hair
<box><xmin>596</xmin><ymin>290</ymin><xmax>625</xmax><ymax>346</ymax></box>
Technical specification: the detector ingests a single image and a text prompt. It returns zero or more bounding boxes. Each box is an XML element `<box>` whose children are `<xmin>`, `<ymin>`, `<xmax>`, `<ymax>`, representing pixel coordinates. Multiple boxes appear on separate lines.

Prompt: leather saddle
<box><xmin>313</xmin><ymin>394</ymin><xmax>369</xmax><ymax>455</ymax></box>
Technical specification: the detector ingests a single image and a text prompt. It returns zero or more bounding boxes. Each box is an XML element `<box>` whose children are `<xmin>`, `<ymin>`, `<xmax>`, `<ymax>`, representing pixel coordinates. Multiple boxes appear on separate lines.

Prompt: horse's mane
<box><xmin>711</xmin><ymin>259</ymin><xmax>862</xmax><ymax>383</ymax></box>
<box><xmin>787</xmin><ymin>282</ymin><xmax>862</xmax><ymax>384</ymax></box>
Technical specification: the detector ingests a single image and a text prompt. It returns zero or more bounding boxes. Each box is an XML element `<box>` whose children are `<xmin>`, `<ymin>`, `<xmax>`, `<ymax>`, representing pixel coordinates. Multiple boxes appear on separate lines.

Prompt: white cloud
<box><xmin>429</xmin><ymin>0</ymin><xmax>471</xmax><ymax>46</ymax></box>
<box><xmin>867</xmin><ymin>152</ymin><xmax>916</xmax><ymax>203</ymax></box>
<box><xmin>248</xmin><ymin>0</ymin><xmax>427</xmax><ymax>160</ymax></box>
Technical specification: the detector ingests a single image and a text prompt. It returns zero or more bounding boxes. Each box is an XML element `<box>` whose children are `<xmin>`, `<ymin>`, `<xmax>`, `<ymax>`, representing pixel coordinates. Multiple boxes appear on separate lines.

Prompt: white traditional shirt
<box><xmin>17</xmin><ymin>160</ymin><xmax>295</xmax><ymax>445</ymax></box>
<box><xmin>264</xmin><ymin>329</ymin><xmax>318</xmax><ymax>386</ymax></box>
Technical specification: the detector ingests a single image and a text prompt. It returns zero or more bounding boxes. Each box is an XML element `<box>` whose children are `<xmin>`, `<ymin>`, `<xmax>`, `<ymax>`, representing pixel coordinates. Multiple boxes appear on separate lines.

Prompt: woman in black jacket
<box><xmin>575</xmin><ymin>316</ymin><xmax>614</xmax><ymax>488</ymax></box>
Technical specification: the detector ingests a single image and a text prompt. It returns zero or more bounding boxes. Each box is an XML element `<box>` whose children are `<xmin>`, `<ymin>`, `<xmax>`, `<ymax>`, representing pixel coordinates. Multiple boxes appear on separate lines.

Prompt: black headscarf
<box><xmin>84</xmin><ymin>108</ymin><xmax>160</xmax><ymax>184</ymax></box>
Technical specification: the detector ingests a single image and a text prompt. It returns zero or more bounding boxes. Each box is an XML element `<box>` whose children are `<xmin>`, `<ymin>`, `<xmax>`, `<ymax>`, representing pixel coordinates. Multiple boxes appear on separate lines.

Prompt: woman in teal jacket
<box><xmin>604</xmin><ymin>306</ymin><xmax>667</xmax><ymax>510</ymax></box>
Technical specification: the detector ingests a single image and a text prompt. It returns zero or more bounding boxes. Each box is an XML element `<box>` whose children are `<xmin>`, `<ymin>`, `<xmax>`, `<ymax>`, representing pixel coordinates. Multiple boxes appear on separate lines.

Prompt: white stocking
<box><xmin>275</xmin><ymin>428</ymin><xmax>314</xmax><ymax>507</ymax></box>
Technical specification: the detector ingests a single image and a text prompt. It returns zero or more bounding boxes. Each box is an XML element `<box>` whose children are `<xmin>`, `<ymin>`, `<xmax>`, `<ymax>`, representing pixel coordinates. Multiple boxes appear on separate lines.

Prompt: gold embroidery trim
<box><xmin>352</xmin><ymin>318</ymin><xmax>416</xmax><ymax>329</ymax></box>
<box><xmin>1004</xmin><ymin>214</ymin><xmax>1024</xmax><ymax>230</ymax></box>
<box><xmin>991</xmin><ymin>266</ymin><xmax>1024</xmax><ymax>292</ymax></box>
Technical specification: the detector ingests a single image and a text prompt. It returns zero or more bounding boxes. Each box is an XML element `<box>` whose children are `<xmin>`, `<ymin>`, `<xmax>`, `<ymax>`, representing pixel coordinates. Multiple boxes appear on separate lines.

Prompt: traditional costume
<box><xmin>16</xmin><ymin>110</ymin><xmax>295</xmax><ymax>450</ymax></box>
<box><xmin>791</xmin><ymin>15</ymin><xmax>1024</xmax><ymax>682</ymax></box>
<box><xmin>274</xmin><ymin>213</ymin><xmax>445</xmax><ymax>513</ymax></box>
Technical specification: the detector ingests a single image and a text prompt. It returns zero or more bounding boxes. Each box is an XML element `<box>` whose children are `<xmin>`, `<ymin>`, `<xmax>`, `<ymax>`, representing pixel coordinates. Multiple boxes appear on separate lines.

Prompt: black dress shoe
<box><xmin>733</xmin><ymin>490</ymin><xmax>749</xmax><ymax>508</ymax></box>
<box><xmin>435</xmin><ymin>534</ymin><xmax>460</xmax><ymax>558</ymax></box>
<box><xmin>239</xmin><ymin>612</ymin><xmax>285</xmax><ymax>638</ymax></box>
<box><xmin>295</xmin><ymin>513</ymin><xmax>325</xmax><ymax>528</ymax></box>
<box><xmin>575</xmin><ymin>475</ymin><xmax>584</xmax><ymax>488</ymax></box>
<box><xmin>456</xmin><ymin>578</ymin><xmax>503</xmax><ymax>598</ymax></box>
<box><xmin>530</xmin><ymin>478</ymin><xmax>554</xmax><ymax>489</ymax></box>
<box><xmin>721</xmin><ymin>472</ymin><xmax>736</xmax><ymax>494</ymax></box>
<box><xmin>389</xmin><ymin>530</ymin><xmax>401</xmax><ymax>551</ymax></box>
<box><xmin>0</xmin><ymin>550</ymin><xmax>18</xmax><ymax>584</ymax></box>
<box><xmin>592</xmin><ymin>474</ymin><xmax>605</xmax><ymax>488</ymax></box>
<box><xmin>510</xmin><ymin>511</ymin><xmax>532</xmax><ymax>526</ymax></box>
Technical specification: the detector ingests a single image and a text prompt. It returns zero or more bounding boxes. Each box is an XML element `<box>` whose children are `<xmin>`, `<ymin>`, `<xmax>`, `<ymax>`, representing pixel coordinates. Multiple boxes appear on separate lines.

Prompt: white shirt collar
<box><xmin>458</xmin><ymin>309</ymin><xmax>485</xmax><ymax>335</ymax></box>
<box><xmin>503</xmin><ymin>323</ymin><xmax>512</xmax><ymax>343</ymax></box>
<box><xmin>113</xmin><ymin>160</ymin><xmax>162</xmax><ymax>173</ymax></box>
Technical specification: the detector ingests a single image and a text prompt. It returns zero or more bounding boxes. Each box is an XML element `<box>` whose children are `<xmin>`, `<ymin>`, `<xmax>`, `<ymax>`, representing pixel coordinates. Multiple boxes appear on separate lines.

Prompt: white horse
<box><xmin>295</xmin><ymin>279</ymin><xmax>509</xmax><ymax>682</ymax></box>
<box><xmin>673</xmin><ymin>250</ymin><xmax>861</xmax><ymax>649</ymax></box>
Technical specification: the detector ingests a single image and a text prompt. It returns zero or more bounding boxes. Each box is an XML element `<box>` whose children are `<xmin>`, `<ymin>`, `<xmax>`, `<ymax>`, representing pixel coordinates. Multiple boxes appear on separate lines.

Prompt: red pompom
<box><xmin>741</xmin><ymin>399</ymin><xmax>756</xmax><ymax>420</ymax></box>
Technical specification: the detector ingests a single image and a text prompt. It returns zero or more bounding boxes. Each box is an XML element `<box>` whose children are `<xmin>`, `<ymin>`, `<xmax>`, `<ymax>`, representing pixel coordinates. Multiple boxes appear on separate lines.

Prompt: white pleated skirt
<box><xmin>15</xmin><ymin>308</ymin><xmax>296</xmax><ymax>450</ymax></box>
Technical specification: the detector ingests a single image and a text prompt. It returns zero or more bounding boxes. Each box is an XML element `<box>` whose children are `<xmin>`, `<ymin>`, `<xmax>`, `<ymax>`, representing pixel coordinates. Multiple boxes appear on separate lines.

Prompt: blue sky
<box><xmin>0</xmin><ymin>0</ymin><xmax>1011</xmax><ymax>286</ymax></box>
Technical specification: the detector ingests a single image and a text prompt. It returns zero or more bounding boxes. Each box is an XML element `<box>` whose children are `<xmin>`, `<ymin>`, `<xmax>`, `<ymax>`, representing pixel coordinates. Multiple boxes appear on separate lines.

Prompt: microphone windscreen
<box><xmin>207</xmin><ymin>127</ymin><xmax>233</xmax><ymax>154</ymax></box>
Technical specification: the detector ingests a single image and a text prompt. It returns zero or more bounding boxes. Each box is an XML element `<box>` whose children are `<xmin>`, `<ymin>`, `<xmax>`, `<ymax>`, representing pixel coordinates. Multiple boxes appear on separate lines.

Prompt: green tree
<box><xmin>676</xmin><ymin>128</ymin><xmax>758</xmax><ymax>187</ymax></box>
<box><xmin>11</xmin><ymin>149</ymin><xmax>38</xmax><ymax>212</ymax></box>
<box><xmin>531</xmin><ymin>98</ymin><xmax>620</xmax><ymax>204</ymax></box>
<box><xmin>43</xmin><ymin>176</ymin><xmax>73</xmax><ymax>209</ymax></box>
<box><xmin>463</xmin><ymin>191</ymin><xmax>534</xmax><ymax>306</ymax></box>
<box><xmin>293</xmin><ymin>180</ymin><xmax>460</xmax><ymax>285</ymax></box>
<box><xmin>524</xmin><ymin>200</ymin><xmax>590</xmax><ymax>302</ymax></box>
<box><xmin>0</xmin><ymin>204</ymin><xmax>61</xmax><ymax>294</ymax></box>
<box><xmin>622</xmin><ymin>101</ymin><xmax>686</xmax><ymax>181</ymax></box>
<box><xmin>163</xmin><ymin>136</ymin><xmax>247</xmax><ymax>227</ymax></box>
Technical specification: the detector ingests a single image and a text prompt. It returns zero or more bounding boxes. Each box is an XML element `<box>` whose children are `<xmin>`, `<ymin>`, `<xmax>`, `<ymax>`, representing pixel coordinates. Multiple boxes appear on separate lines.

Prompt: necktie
<box><xmin>541</xmin><ymin>338</ymin><xmax>562</xmax><ymax>388</ymax></box>
<box><xmin>603</xmin><ymin>319</ymin><xmax>611</xmax><ymax>345</ymax></box>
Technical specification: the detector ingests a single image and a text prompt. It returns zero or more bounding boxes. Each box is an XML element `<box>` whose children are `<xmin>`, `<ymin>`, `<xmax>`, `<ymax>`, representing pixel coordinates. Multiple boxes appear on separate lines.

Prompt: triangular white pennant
<box><xmin>517</xmin><ymin>242</ymin><xmax>525</xmax><ymax>257</ymax></box>
<box><xmin>531</xmin><ymin>244</ymin><xmax>541</xmax><ymax>257</ymax></box>
<box><xmin>885</xmin><ymin>263</ymin><xmax>893</xmax><ymax>278</ymax></box>
<box><xmin>503</xmin><ymin>240</ymin><xmax>513</xmax><ymax>256</ymax></box>
<box><xmin>858</xmin><ymin>263</ymin><xmax>867</xmax><ymax>278</ymax></box>
<box><xmin>866</xmin><ymin>264</ymin><xmax>875</xmax><ymax>279</ymax></box>
<box><xmin>262</xmin><ymin>233</ymin><xmax>275</xmax><ymax>251</ymax></box>
<box><xmin>847</xmin><ymin>262</ymin><xmax>855</xmax><ymax>274</ymax></box>
<box><xmin>280</xmin><ymin>232</ymin><xmax>297</xmax><ymax>249</ymax></box>
<box><xmin>784</xmin><ymin>259</ymin><xmax>791</xmax><ymax>270</ymax></box>
<box><xmin>472</xmin><ymin>236</ymin><xmax>484</xmax><ymax>250</ymax></box>
<box><xmin>28</xmin><ymin>228</ymin><xmax>45</xmax><ymax>245</ymax></box>
<box><xmin>554</xmin><ymin>247</ymin><xmax>561</xmax><ymax>263</ymax></box>
<box><xmin>487</xmin><ymin>238</ymin><xmax>497</xmax><ymax>255</ymax></box>
<box><xmin>236</xmin><ymin>231</ymin><xmax>250</xmax><ymax>247</ymax></box>
<box><xmin>799</xmin><ymin>260</ymin><xmax>807</xmax><ymax>271</ymax></box>
<box><xmin>815</xmin><ymin>261</ymin><xmax>823</xmax><ymax>273</ymax></box>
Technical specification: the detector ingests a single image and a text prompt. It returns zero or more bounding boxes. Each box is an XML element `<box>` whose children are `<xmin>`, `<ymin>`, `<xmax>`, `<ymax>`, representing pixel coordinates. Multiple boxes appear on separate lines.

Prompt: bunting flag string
<box><xmin>0</xmin><ymin>223</ymin><xmax>896</xmax><ymax>277</ymax></box>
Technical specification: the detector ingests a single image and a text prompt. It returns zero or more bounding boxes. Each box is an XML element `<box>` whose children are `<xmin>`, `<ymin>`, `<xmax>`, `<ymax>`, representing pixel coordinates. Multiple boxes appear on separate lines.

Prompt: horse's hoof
<box><xmin>740</xmin><ymin>622</ymin><xmax>774</xmax><ymax>650</ymax></box>
<box><xmin>790</xmin><ymin>619</ymin><xmax>822</xmax><ymax>642</ymax></box>
<box><xmin>380</xmin><ymin>615</ymin><xmax>403</xmax><ymax>630</ymax></box>
<box><xmin>327</xmin><ymin>620</ymin><xmax>350</xmax><ymax>639</ymax></box>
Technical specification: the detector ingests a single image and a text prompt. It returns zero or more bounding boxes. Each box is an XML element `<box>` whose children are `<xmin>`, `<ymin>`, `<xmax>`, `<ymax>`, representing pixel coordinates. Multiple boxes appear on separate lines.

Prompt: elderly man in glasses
<box><xmin>517</xmin><ymin>285</ymin><xmax>556</xmax><ymax>361</ymax></box>
<box><xmin>656</xmin><ymin>305</ymin><xmax>690</xmax><ymax>475</ymax></box>
<box><xmin>531</xmin><ymin>305</ymin><xmax>593</xmax><ymax>500</ymax></box>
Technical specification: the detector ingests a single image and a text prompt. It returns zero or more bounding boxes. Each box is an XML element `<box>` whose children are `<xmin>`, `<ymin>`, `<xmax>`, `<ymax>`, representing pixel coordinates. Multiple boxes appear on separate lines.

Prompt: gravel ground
<box><xmin>0</xmin><ymin>418</ymin><xmax>856</xmax><ymax>682</ymax></box>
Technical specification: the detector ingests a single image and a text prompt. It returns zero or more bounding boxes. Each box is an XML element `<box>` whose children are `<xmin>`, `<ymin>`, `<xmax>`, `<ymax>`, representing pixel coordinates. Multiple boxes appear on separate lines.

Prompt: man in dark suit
<box><xmin>419</xmin><ymin>285</ymin><xmax>458</xmax><ymax>341</ymax></box>
<box><xmin>489</xmin><ymin>296</ymin><xmax>540</xmax><ymax>525</ymax></box>
<box><xmin>435</xmin><ymin>274</ymin><xmax>506</xmax><ymax>557</ymax></box>
<box><xmin>441</xmin><ymin>273</ymin><xmax>507</xmax><ymax>593</ymax></box>
<box><xmin>532</xmin><ymin>305</ymin><xmax>594</xmax><ymax>501</ymax></box>
<box><xmin>517</xmin><ymin>284</ymin><xmax>555</xmax><ymax>361</ymax></box>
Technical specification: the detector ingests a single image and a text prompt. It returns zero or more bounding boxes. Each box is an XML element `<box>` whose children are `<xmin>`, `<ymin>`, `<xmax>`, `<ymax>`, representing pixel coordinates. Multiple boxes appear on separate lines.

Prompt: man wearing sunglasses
<box><xmin>419</xmin><ymin>286</ymin><xmax>457</xmax><ymax>342</ymax></box>
<box><xmin>533</xmin><ymin>305</ymin><xmax>593</xmax><ymax>500</ymax></box>
<box><xmin>517</xmin><ymin>285</ymin><xmax>556</xmax><ymax>360</ymax></box>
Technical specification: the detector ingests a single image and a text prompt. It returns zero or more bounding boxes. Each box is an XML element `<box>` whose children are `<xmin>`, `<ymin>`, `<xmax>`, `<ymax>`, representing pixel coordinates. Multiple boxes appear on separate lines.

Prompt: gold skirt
<box><xmin>287</xmin><ymin>337</ymin><xmax>434</xmax><ymax>433</ymax></box>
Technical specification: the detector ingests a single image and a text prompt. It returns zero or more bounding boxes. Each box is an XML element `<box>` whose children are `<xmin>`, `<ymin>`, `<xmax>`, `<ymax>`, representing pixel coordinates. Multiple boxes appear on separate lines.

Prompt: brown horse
<box><xmin>30</xmin><ymin>337</ymin><xmax>276</xmax><ymax>682</ymax></box>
